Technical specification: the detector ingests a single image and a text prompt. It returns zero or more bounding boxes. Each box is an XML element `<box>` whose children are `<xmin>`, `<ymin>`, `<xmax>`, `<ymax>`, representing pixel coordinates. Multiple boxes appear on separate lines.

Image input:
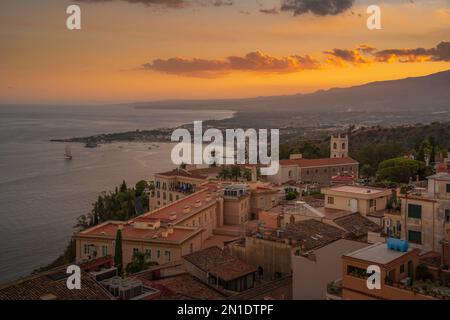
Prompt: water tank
<box><xmin>387</xmin><ymin>238</ymin><xmax>409</xmax><ymax>252</ymax></box>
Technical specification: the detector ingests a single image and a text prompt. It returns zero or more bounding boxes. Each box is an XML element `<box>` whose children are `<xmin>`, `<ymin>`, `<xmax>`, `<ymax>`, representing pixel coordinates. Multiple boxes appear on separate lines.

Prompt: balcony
<box><xmin>326</xmin><ymin>279</ymin><xmax>343</xmax><ymax>300</ymax></box>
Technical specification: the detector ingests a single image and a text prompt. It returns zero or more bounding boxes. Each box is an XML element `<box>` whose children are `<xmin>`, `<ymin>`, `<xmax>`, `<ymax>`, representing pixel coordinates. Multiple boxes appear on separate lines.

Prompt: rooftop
<box><xmin>258</xmin><ymin>219</ymin><xmax>345</xmax><ymax>251</ymax></box>
<box><xmin>183</xmin><ymin>246</ymin><xmax>257</xmax><ymax>282</ymax></box>
<box><xmin>78</xmin><ymin>222</ymin><xmax>200</xmax><ymax>243</ymax></box>
<box><xmin>427</xmin><ymin>172</ymin><xmax>450</xmax><ymax>181</ymax></box>
<box><xmin>137</xmin><ymin>273</ymin><xmax>227</xmax><ymax>300</ymax></box>
<box><xmin>279</xmin><ymin>157</ymin><xmax>358</xmax><ymax>167</ymax></box>
<box><xmin>139</xmin><ymin>187</ymin><xmax>217</xmax><ymax>223</ymax></box>
<box><xmin>333</xmin><ymin>213</ymin><xmax>381</xmax><ymax>238</ymax></box>
<box><xmin>0</xmin><ymin>265</ymin><xmax>114</xmax><ymax>300</ymax></box>
<box><xmin>323</xmin><ymin>185</ymin><xmax>390</xmax><ymax>196</ymax></box>
<box><xmin>156</xmin><ymin>168</ymin><xmax>207</xmax><ymax>180</ymax></box>
<box><xmin>344</xmin><ymin>242</ymin><xmax>413</xmax><ymax>265</ymax></box>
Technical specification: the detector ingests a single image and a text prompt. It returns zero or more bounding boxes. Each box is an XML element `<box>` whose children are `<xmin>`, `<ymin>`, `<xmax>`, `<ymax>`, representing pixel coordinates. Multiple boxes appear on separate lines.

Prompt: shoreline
<box><xmin>50</xmin><ymin>110</ymin><xmax>238</xmax><ymax>145</ymax></box>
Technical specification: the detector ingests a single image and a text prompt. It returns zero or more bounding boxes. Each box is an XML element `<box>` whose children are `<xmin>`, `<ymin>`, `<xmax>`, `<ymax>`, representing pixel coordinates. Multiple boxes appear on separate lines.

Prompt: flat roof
<box><xmin>344</xmin><ymin>242</ymin><xmax>411</xmax><ymax>265</ymax></box>
<box><xmin>427</xmin><ymin>172</ymin><xmax>450</xmax><ymax>181</ymax></box>
<box><xmin>325</xmin><ymin>185</ymin><xmax>389</xmax><ymax>195</ymax></box>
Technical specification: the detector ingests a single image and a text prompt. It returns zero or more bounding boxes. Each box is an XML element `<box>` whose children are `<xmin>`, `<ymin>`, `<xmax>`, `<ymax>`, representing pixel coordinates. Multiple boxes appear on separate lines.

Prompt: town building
<box><xmin>228</xmin><ymin>219</ymin><xmax>346</xmax><ymax>280</ymax></box>
<box><xmin>292</xmin><ymin>239</ymin><xmax>369</xmax><ymax>300</ymax></box>
<box><xmin>269</xmin><ymin>157</ymin><xmax>359</xmax><ymax>185</ymax></box>
<box><xmin>399</xmin><ymin>172</ymin><xmax>450</xmax><ymax>251</ymax></box>
<box><xmin>330</xmin><ymin>133</ymin><xmax>349</xmax><ymax>158</ymax></box>
<box><xmin>150</xmin><ymin>168</ymin><xmax>207</xmax><ymax>211</ymax></box>
<box><xmin>336</xmin><ymin>242</ymin><xmax>438</xmax><ymax>300</ymax></box>
<box><xmin>322</xmin><ymin>185</ymin><xmax>391</xmax><ymax>222</ymax></box>
<box><xmin>183</xmin><ymin>246</ymin><xmax>257</xmax><ymax>293</ymax></box>
<box><xmin>268</xmin><ymin>134</ymin><xmax>358</xmax><ymax>185</ymax></box>
<box><xmin>0</xmin><ymin>260</ymin><xmax>115</xmax><ymax>300</ymax></box>
<box><xmin>74</xmin><ymin>188</ymin><xmax>221</xmax><ymax>267</ymax></box>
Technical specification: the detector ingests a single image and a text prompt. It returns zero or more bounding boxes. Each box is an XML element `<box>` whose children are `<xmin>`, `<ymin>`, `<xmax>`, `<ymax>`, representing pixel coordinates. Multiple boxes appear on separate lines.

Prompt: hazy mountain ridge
<box><xmin>134</xmin><ymin>70</ymin><xmax>450</xmax><ymax>113</ymax></box>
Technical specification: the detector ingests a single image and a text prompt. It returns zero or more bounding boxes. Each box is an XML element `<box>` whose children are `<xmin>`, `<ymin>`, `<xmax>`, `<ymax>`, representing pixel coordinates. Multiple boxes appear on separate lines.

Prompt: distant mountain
<box><xmin>134</xmin><ymin>70</ymin><xmax>450</xmax><ymax>113</ymax></box>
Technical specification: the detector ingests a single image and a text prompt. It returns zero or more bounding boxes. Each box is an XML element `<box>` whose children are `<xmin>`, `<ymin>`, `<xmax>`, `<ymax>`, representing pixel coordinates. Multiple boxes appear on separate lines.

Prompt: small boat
<box><xmin>85</xmin><ymin>141</ymin><xmax>98</xmax><ymax>148</ymax></box>
<box><xmin>65</xmin><ymin>146</ymin><xmax>73</xmax><ymax>160</ymax></box>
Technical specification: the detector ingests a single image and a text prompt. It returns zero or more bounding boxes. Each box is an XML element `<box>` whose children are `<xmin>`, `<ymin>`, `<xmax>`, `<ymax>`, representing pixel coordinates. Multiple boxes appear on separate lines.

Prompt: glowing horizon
<box><xmin>0</xmin><ymin>0</ymin><xmax>449</xmax><ymax>104</ymax></box>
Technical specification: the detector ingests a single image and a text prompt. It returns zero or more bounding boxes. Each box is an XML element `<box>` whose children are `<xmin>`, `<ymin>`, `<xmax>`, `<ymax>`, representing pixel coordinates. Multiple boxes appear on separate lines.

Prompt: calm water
<box><xmin>0</xmin><ymin>104</ymin><xmax>233</xmax><ymax>283</ymax></box>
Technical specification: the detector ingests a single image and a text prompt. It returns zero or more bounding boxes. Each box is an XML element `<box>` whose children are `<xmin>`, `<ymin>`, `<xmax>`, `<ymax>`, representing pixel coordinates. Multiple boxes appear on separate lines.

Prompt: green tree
<box><xmin>218</xmin><ymin>167</ymin><xmax>231</xmax><ymax>180</ymax></box>
<box><xmin>429</xmin><ymin>136</ymin><xmax>436</xmax><ymax>165</ymax></box>
<box><xmin>376</xmin><ymin>157</ymin><xmax>426</xmax><ymax>183</ymax></box>
<box><xmin>243</xmin><ymin>170</ymin><xmax>252</xmax><ymax>181</ymax></box>
<box><xmin>125</xmin><ymin>252</ymin><xmax>158</xmax><ymax>275</ymax></box>
<box><xmin>231</xmin><ymin>166</ymin><xmax>241</xmax><ymax>181</ymax></box>
<box><xmin>360</xmin><ymin>164</ymin><xmax>375</xmax><ymax>178</ymax></box>
<box><xmin>120</xmin><ymin>180</ymin><xmax>128</xmax><ymax>193</ymax></box>
<box><xmin>114</xmin><ymin>229</ymin><xmax>123</xmax><ymax>275</ymax></box>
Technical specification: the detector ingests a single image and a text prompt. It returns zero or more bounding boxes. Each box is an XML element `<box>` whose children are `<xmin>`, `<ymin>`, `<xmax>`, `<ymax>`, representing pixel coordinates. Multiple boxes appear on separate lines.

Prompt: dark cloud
<box><xmin>143</xmin><ymin>51</ymin><xmax>320</xmax><ymax>77</ymax></box>
<box><xmin>259</xmin><ymin>7</ymin><xmax>279</xmax><ymax>15</ymax></box>
<box><xmin>375</xmin><ymin>42</ymin><xmax>450</xmax><ymax>63</ymax></box>
<box><xmin>324</xmin><ymin>48</ymin><xmax>371</xmax><ymax>64</ymax></box>
<box><xmin>75</xmin><ymin>0</ymin><xmax>234</xmax><ymax>9</ymax></box>
<box><xmin>281</xmin><ymin>0</ymin><xmax>355</xmax><ymax>16</ymax></box>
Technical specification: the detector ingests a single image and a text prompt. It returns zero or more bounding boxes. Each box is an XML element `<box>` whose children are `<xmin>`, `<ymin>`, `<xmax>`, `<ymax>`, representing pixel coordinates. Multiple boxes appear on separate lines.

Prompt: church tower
<box><xmin>330</xmin><ymin>134</ymin><xmax>349</xmax><ymax>158</ymax></box>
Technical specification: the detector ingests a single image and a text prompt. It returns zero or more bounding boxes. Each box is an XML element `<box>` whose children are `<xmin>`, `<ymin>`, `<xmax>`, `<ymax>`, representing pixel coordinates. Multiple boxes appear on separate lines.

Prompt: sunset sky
<box><xmin>0</xmin><ymin>0</ymin><xmax>449</xmax><ymax>104</ymax></box>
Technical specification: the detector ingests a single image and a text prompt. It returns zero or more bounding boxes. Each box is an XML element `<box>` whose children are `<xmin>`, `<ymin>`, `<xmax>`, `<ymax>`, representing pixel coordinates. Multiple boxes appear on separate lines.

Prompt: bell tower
<box><xmin>330</xmin><ymin>134</ymin><xmax>349</xmax><ymax>158</ymax></box>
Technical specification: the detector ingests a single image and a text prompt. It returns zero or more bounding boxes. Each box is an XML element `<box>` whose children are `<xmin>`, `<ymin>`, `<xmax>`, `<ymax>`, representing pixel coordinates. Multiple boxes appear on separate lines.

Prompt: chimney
<box><xmin>167</xmin><ymin>225</ymin><xmax>174</xmax><ymax>235</ymax></box>
<box><xmin>161</xmin><ymin>229</ymin><xmax>169</xmax><ymax>238</ymax></box>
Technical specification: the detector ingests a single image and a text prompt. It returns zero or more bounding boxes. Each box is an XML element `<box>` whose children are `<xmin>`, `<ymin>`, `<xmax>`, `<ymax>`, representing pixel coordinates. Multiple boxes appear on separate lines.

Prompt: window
<box><xmin>446</xmin><ymin>209</ymin><xmax>450</xmax><ymax>223</ymax></box>
<box><xmin>408</xmin><ymin>230</ymin><xmax>422</xmax><ymax>244</ymax></box>
<box><xmin>369</xmin><ymin>199</ymin><xmax>376</xmax><ymax>208</ymax></box>
<box><xmin>347</xmin><ymin>265</ymin><xmax>368</xmax><ymax>278</ymax></box>
<box><xmin>190</xmin><ymin>243</ymin><xmax>194</xmax><ymax>253</ymax></box>
<box><xmin>165</xmin><ymin>250</ymin><xmax>171</xmax><ymax>262</ymax></box>
<box><xmin>133</xmin><ymin>248</ymin><xmax>139</xmax><ymax>256</ymax></box>
<box><xmin>84</xmin><ymin>244</ymin><xmax>90</xmax><ymax>255</ymax></box>
<box><xmin>145</xmin><ymin>249</ymin><xmax>152</xmax><ymax>259</ymax></box>
<box><xmin>327</xmin><ymin>197</ymin><xmax>335</xmax><ymax>205</ymax></box>
<box><xmin>400</xmin><ymin>264</ymin><xmax>405</xmax><ymax>274</ymax></box>
<box><xmin>408</xmin><ymin>204</ymin><xmax>422</xmax><ymax>219</ymax></box>
<box><xmin>157</xmin><ymin>249</ymin><xmax>161</xmax><ymax>258</ymax></box>
<box><xmin>447</xmin><ymin>184</ymin><xmax>450</xmax><ymax>193</ymax></box>
<box><xmin>102</xmin><ymin>245</ymin><xmax>108</xmax><ymax>257</ymax></box>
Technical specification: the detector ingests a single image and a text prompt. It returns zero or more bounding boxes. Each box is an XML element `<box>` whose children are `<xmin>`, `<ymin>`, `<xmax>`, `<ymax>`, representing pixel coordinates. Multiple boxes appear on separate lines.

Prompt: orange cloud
<box><xmin>143</xmin><ymin>51</ymin><xmax>321</xmax><ymax>77</ymax></box>
<box><xmin>141</xmin><ymin>41</ymin><xmax>450</xmax><ymax>78</ymax></box>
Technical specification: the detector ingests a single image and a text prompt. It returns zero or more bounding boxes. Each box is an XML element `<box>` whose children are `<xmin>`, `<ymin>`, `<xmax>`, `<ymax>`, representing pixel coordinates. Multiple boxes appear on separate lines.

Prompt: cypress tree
<box><xmin>114</xmin><ymin>229</ymin><xmax>123</xmax><ymax>275</ymax></box>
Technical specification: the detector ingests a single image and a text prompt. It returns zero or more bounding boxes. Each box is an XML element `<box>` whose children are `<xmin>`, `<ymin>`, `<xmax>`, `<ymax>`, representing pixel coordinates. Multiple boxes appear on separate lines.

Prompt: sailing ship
<box><xmin>65</xmin><ymin>145</ymin><xmax>73</xmax><ymax>160</ymax></box>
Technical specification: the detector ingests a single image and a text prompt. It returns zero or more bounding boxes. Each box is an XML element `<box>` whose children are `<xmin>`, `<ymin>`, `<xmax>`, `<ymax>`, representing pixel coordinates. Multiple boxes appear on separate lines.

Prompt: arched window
<box><xmin>333</xmin><ymin>142</ymin><xmax>337</xmax><ymax>149</ymax></box>
<box><xmin>342</xmin><ymin>142</ymin><xmax>346</xmax><ymax>150</ymax></box>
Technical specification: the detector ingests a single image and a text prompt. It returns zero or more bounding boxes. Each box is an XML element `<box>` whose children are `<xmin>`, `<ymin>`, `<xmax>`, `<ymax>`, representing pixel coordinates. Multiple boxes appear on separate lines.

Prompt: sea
<box><xmin>0</xmin><ymin>104</ymin><xmax>233</xmax><ymax>283</ymax></box>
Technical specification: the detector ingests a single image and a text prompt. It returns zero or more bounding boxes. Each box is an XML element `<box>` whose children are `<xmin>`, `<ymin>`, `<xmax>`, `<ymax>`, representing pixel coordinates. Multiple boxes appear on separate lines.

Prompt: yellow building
<box><xmin>399</xmin><ymin>173</ymin><xmax>450</xmax><ymax>251</ymax></box>
<box><xmin>322</xmin><ymin>185</ymin><xmax>391</xmax><ymax>217</ymax></box>
<box><xmin>74</xmin><ymin>188</ymin><xmax>222</xmax><ymax>267</ymax></box>
<box><xmin>150</xmin><ymin>168</ymin><xmax>207</xmax><ymax>211</ymax></box>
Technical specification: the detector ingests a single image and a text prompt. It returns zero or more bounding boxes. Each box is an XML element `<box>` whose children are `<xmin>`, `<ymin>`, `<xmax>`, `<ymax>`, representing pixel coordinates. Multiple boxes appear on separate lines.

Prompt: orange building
<box><xmin>340</xmin><ymin>242</ymin><xmax>435</xmax><ymax>300</ymax></box>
